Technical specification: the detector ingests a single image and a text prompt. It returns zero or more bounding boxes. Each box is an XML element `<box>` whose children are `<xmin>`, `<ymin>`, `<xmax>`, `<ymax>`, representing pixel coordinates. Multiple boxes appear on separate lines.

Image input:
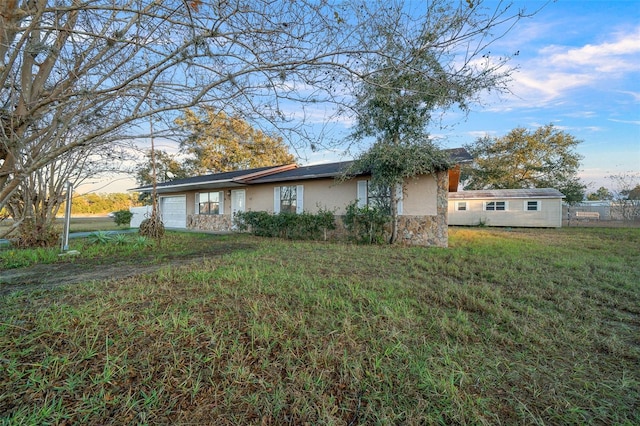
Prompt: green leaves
<box><xmin>234</xmin><ymin>210</ymin><xmax>336</xmax><ymax>240</ymax></box>
<box><xmin>344</xmin><ymin>139</ymin><xmax>452</xmax><ymax>189</ymax></box>
<box><xmin>464</xmin><ymin>124</ymin><xmax>586</xmax><ymax>203</ymax></box>
<box><xmin>176</xmin><ymin>108</ymin><xmax>295</xmax><ymax>175</ymax></box>
<box><xmin>112</xmin><ymin>210</ymin><xmax>133</xmax><ymax>227</ymax></box>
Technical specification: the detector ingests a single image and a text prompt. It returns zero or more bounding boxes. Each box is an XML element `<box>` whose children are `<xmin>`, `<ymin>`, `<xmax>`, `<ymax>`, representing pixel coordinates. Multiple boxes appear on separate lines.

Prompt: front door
<box><xmin>231</xmin><ymin>189</ymin><xmax>246</xmax><ymax>217</ymax></box>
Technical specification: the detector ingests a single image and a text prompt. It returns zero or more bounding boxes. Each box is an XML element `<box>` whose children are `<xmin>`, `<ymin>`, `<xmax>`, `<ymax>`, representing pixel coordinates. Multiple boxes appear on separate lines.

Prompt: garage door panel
<box><xmin>160</xmin><ymin>196</ymin><xmax>186</xmax><ymax>228</ymax></box>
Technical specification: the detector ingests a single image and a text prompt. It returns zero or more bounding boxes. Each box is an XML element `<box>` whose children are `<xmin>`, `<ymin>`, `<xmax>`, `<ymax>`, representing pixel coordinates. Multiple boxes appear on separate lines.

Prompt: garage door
<box><xmin>160</xmin><ymin>196</ymin><xmax>186</xmax><ymax>228</ymax></box>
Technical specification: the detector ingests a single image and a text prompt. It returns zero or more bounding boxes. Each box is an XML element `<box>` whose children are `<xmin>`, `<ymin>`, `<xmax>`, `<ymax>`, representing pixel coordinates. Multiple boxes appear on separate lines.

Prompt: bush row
<box><xmin>235</xmin><ymin>209</ymin><xmax>336</xmax><ymax>240</ymax></box>
<box><xmin>235</xmin><ymin>203</ymin><xmax>391</xmax><ymax>244</ymax></box>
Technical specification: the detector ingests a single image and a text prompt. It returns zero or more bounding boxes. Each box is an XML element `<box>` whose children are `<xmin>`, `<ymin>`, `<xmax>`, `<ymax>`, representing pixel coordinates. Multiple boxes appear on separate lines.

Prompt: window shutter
<box><xmin>296</xmin><ymin>185</ymin><xmax>304</xmax><ymax>214</ymax></box>
<box><xmin>218</xmin><ymin>191</ymin><xmax>224</xmax><ymax>215</ymax></box>
<box><xmin>273</xmin><ymin>187</ymin><xmax>281</xmax><ymax>213</ymax></box>
<box><xmin>196</xmin><ymin>193</ymin><xmax>200</xmax><ymax>214</ymax></box>
<box><xmin>396</xmin><ymin>183</ymin><xmax>403</xmax><ymax>215</ymax></box>
<box><xmin>357</xmin><ymin>181</ymin><xmax>367</xmax><ymax>207</ymax></box>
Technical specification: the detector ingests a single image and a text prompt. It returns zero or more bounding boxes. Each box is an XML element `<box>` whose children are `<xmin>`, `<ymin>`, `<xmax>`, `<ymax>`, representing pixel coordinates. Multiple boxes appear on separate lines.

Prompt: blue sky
<box><xmin>305</xmin><ymin>0</ymin><xmax>640</xmax><ymax>192</ymax></box>
<box><xmin>436</xmin><ymin>0</ymin><xmax>640</xmax><ymax>192</ymax></box>
<box><xmin>84</xmin><ymin>0</ymin><xmax>639</xmax><ymax>195</ymax></box>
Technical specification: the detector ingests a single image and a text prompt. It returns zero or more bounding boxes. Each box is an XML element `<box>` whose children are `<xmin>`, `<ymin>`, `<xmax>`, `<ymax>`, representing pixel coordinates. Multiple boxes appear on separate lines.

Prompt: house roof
<box><xmin>131</xmin><ymin>164</ymin><xmax>295</xmax><ymax>193</ymax></box>
<box><xmin>130</xmin><ymin>147</ymin><xmax>472</xmax><ymax>193</ymax></box>
<box><xmin>446</xmin><ymin>147</ymin><xmax>474</xmax><ymax>164</ymax></box>
<box><xmin>448</xmin><ymin>188</ymin><xmax>566</xmax><ymax>199</ymax></box>
<box><xmin>248</xmin><ymin>161</ymin><xmax>356</xmax><ymax>183</ymax></box>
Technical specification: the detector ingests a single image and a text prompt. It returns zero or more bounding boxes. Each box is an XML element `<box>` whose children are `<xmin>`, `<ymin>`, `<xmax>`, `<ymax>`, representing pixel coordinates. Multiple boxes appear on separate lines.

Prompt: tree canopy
<box><xmin>346</xmin><ymin>140</ymin><xmax>452</xmax><ymax>190</ymax></box>
<box><xmin>176</xmin><ymin>109</ymin><xmax>296</xmax><ymax>174</ymax></box>
<box><xmin>0</xmin><ymin>0</ymin><xmax>372</xmax><ymax>214</ymax></box>
<box><xmin>463</xmin><ymin>124</ymin><xmax>586</xmax><ymax>203</ymax></box>
<box><xmin>345</xmin><ymin>0</ymin><xmax>524</xmax><ymax>242</ymax></box>
<box><xmin>587</xmin><ymin>187</ymin><xmax>614</xmax><ymax>201</ymax></box>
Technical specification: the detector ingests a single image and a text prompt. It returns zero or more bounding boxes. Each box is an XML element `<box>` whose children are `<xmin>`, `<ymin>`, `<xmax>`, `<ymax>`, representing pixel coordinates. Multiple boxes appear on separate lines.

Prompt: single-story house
<box><xmin>130</xmin><ymin>148</ymin><xmax>473</xmax><ymax>247</ymax></box>
<box><xmin>448</xmin><ymin>188</ymin><xmax>565</xmax><ymax>228</ymax></box>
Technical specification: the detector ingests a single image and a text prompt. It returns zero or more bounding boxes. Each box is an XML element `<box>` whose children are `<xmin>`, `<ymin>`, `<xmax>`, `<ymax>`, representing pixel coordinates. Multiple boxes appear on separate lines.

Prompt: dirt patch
<box><xmin>0</xmin><ymin>242</ymin><xmax>256</xmax><ymax>297</ymax></box>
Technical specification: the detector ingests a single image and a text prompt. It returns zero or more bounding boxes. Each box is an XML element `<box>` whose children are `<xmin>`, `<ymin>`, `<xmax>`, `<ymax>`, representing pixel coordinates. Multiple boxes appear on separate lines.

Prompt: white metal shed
<box><xmin>448</xmin><ymin>188</ymin><xmax>565</xmax><ymax>228</ymax></box>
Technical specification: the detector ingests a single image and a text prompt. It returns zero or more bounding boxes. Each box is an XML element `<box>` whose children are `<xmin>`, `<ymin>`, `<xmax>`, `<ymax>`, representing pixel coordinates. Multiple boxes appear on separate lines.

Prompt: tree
<box><xmin>2</xmin><ymin>131</ymin><xmax>132</xmax><ymax>242</ymax></box>
<box><xmin>608</xmin><ymin>172</ymin><xmax>640</xmax><ymax>221</ymax></box>
<box><xmin>136</xmin><ymin>150</ymin><xmax>189</xmax><ymax>186</ymax></box>
<box><xmin>622</xmin><ymin>184</ymin><xmax>640</xmax><ymax>201</ymax></box>
<box><xmin>463</xmin><ymin>124</ymin><xmax>587</xmax><ymax>203</ymax></box>
<box><xmin>344</xmin><ymin>140</ymin><xmax>452</xmax><ymax>243</ymax></box>
<box><xmin>587</xmin><ymin>187</ymin><xmax>614</xmax><ymax>201</ymax></box>
<box><xmin>346</xmin><ymin>0</ymin><xmax>530</xmax><ymax>242</ymax></box>
<box><xmin>0</xmin><ymin>0</ymin><xmax>370</xmax><ymax>227</ymax></box>
<box><xmin>176</xmin><ymin>108</ymin><xmax>296</xmax><ymax>174</ymax></box>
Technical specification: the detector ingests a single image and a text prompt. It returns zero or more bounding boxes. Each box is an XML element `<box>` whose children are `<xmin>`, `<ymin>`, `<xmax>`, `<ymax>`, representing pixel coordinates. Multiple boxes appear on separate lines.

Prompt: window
<box><xmin>279</xmin><ymin>185</ymin><xmax>297</xmax><ymax>213</ymax></box>
<box><xmin>484</xmin><ymin>201</ymin><xmax>506</xmax><ymax>211</ymax></box>
<box><xmin>526</xmin><ymin>200</ymin><xmax>540</xmax><ymax>211</ymax></box>
<box><xmin>357</xmin><ymin>180</ymin><xmax>402</xmax><ymax>215</ymax></box>
<box><xmin>197</xmin><ymin>192</ymin><xmax>221</xmax><ymax>215</ymax></box>
<box><xmin>274</xmin><ymin>185</ymin><xmax>304</xmax><ymax>214</ymax></box>
<box><xmin>456</xmin><ymin>201</ymin><xmax>467</xmax><ymax>211</ymax></box>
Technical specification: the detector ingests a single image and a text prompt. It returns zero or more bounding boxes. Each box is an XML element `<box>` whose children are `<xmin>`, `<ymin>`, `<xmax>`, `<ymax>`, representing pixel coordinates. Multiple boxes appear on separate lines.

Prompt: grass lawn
<box><xmin>1</xmin><ymin>227</ymin><xmax>638</xmax><ymax>424</ymax></box>
<box><xmin>0</xmin><ymin>216</ymin><xmax>123</xmax><ymax>237</ymax></box>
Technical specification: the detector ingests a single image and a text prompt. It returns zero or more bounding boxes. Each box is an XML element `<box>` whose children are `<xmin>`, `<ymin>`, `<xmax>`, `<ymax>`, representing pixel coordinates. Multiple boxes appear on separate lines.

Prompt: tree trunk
<box><xmin>389</xmin><ymin>184</ymin><xmax>398</xmax><ymax>244</ymax></box>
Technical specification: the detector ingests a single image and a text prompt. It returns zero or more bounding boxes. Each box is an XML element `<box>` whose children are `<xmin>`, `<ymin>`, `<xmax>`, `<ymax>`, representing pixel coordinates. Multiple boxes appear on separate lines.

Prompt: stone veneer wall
<box><xmin>187</xmin><ymin>170</ymin><xmax>449</xmax><ymax>246</ymax></box>
<box><xmin>324</xmin><ymin>171</ymin><xmax>449</xmax><ymax>247</ymax></box>
<box><xmin>399</xmin><ymin>170</ymin><xmax>449</xmax><ymax>247</ymax></box>
<box><xmin>187</xmin><ymin>214</ymin><xmax>234</xmax><ymax>232</ymax></box>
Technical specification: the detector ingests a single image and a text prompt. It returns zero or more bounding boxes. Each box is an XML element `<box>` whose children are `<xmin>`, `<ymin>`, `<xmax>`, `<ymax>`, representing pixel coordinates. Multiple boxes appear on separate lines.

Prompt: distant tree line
<box><xmin>63</xmin><ymin>193</ymin><xmax>142</xmax><ymax>215</ymax></box>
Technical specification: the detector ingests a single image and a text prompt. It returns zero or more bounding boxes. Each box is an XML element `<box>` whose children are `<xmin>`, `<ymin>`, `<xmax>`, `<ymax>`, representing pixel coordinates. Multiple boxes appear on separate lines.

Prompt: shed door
<box><xmin>160</xmin><ymin>196</ymin><xmax>186</xmax><ymax>228</ymax></box>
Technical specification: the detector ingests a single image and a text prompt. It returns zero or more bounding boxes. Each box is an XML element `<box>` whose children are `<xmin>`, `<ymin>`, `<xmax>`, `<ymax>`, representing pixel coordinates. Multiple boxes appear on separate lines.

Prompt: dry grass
<box><xmin>1</xmin><ymin>227</ymin><xmax>639</xmax><ymax>424</ymax></box>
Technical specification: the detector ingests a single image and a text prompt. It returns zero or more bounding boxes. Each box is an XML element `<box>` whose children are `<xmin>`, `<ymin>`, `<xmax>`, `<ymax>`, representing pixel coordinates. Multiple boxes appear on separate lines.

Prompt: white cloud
<box><xmin>546</xmin><ymin>27</ymin><xmax>640</xmax><ymax>73</ymax></box>
<box><xmin>608</xmin><ymin>118</ymin><xmax>640</xmax><ymax>125</ymax></box>
<box><xmin>618</xmin><ymin>90</ymin><xmax>640</xmax><ymax>102</ymax></box>
<box><xmin>466</xmin><ymin>130</ymin><xmax>496</xmax><ymax>138</ymax></box>
<box><xmin>503</xmin><ymin>25</ymin><xmax>640</xmax><ymax>106</ymax></box>
<box><xmin>511</xmin><ymin>71</ymin><xmax>596</xmax><ymax>102</ymax></box>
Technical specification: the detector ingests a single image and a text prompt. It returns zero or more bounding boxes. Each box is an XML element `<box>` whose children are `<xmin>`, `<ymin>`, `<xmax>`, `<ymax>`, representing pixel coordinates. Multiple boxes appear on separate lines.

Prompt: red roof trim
<box><xmin>232</xmin><ymin>163</ymin><xmax>298</xmax><ymax>183</ymax></box>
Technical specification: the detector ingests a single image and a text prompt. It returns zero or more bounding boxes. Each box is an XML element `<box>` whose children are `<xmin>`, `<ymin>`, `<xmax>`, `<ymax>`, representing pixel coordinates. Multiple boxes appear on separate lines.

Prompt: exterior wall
<box><xmin>188</xmin><ymin>213</ymin><xmax>233</xmax><ymax>232</ymax></box>
<box><xmin>325</xmin><ymin>171</ymin><xmax>449</xmax><ymax>247</ymax></box>
<box><xmin>298</xmin><ymin>179</ymin><xmax>358</xmax><ymax>215</ymax></box>
<box><xmin>245</xmin><ymin>178</ymin><xmax>357</xmax><ymax>214</ymax></box>
<box><xmin>403</xmin><ymin>174</ymin><xmax>438</xmax><ymax>216</ymax></box>
<box><xmin>449</xmin><ymin>197</ymin><xmax>563</xmax><ymax>227</ymax></box>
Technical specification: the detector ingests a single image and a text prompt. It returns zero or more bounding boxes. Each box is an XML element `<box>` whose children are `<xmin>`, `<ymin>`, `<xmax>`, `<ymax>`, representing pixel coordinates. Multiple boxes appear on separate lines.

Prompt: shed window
<box><xmin>197</xmin><ymin>192</ymin><xmax>222</xmax><ymax>215</ymax></box>
<box><xmin>526</xmin><ymin>200</ymin><xmax>541</xmax><ymax>211</ymax></box>
<box><xmin>456</xmin><ymin>201</ymin><xmax>467</xmax><ymax>211</ymax></box>
<box><xmin>484</xmin><ymin>201</ymin><xmax>506</xmax><ymax>211</ymax></box>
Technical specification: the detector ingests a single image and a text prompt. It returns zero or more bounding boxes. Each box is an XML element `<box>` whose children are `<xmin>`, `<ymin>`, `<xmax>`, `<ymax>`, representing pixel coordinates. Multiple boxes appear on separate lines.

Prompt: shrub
<box><xmin>139</xmin><ymin>215</ymin><xmax>165</xmax><ymax>239</ymax></box>
<box><xmin>343</xmin><ymin>201</ymin><xmax>390</xmax><ymax>244</ymax></box>
<box><xmin>11</xmin><ymin>219</ymin><xmax>61</xmax><ymax>248</ymax></box>
<box><xmin>87</xmin><ymin>231</ymin><xmax>112</xmax><ymax>244</ymax></box>
<box><xmin>235</xmin><ymin>209</ymin><xmax>335</xmax><ymax>240</ymax></box>
<box><xmin>111</xmin><ymin>233</ymin><xmax>130</xmax><ymax>245</ymax></box>
<box><xmin>132</xmin><ymin>236</ymin><xmax>152</xmax><ymax>249</ymax></box>
<box><xmin>113</xmin><ymin>210</ymin><xmax>134</xmax><ymax>227</ymax></box>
